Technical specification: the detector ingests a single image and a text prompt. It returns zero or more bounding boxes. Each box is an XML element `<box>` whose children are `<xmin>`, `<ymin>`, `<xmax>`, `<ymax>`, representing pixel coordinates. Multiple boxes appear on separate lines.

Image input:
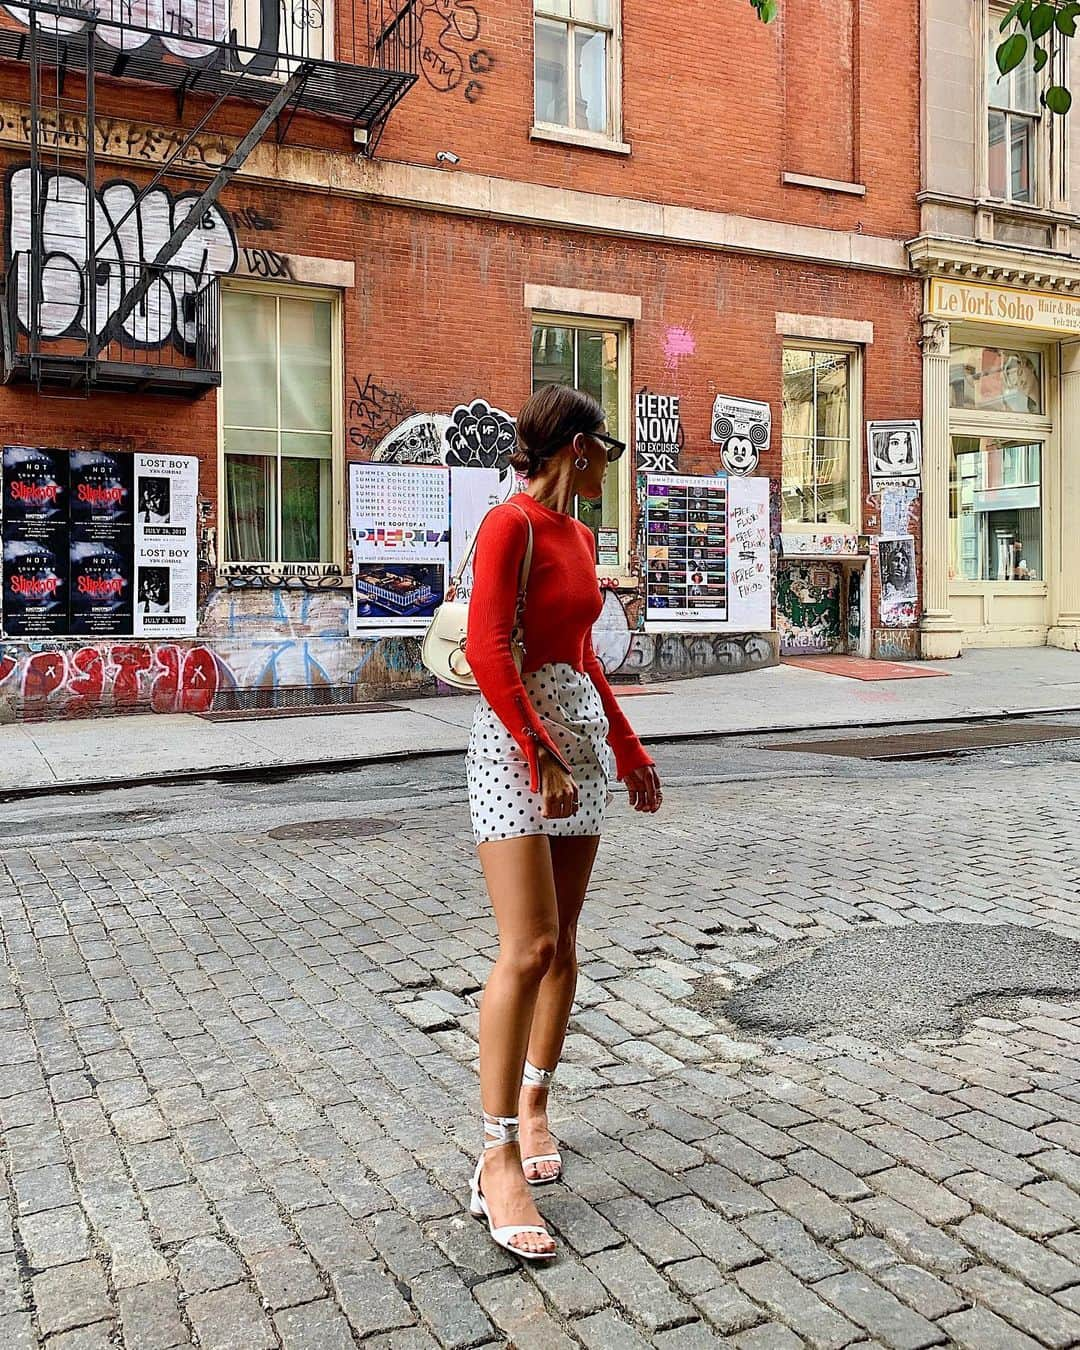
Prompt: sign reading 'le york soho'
<box><xmin>930</xmin><ymin>278</ymin><xmax>1080</xmax><ymax>335</ymax></box>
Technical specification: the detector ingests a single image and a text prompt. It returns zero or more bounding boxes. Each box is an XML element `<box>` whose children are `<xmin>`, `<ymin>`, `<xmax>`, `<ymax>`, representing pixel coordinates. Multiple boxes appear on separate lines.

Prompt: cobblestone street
<box><xmin>1</xmin><ymin>730</ymin><xmax>1079</xmax><ymax>1349</ymax></box>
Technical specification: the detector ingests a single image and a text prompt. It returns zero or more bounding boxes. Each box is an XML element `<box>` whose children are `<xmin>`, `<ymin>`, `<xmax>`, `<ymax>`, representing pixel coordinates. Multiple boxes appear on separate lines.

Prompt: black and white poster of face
<box><xmin>868</xmin><ymin>420</ymin><xmax>922</xmax><ymax>489</ymax></box>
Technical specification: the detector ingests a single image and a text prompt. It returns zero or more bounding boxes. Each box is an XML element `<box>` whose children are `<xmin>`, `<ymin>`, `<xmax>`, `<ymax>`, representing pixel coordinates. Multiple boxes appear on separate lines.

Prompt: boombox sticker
<box><xmin>711</xmin><ymin>396</ymin><xmax>772</xmax><ymax>475</ymax></box>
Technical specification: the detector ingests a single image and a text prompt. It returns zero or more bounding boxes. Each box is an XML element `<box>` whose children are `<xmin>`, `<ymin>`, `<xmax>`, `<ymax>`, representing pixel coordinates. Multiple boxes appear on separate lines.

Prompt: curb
<box><xmin>3</xmin><ymin>702</ymin><xmax>1079</xmax><ymax>803</ymax></box>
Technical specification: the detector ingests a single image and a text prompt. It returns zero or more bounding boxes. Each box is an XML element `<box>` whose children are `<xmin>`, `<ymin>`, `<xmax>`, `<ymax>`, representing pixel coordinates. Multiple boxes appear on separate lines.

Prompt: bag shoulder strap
<box><xmin>449</xmin><ymin>499</ymin><xmax>534</xmax><ymax>598</ymax></box>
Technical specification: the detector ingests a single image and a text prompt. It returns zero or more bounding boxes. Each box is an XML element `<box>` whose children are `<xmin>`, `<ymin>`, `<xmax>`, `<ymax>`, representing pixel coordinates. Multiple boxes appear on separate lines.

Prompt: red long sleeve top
<box><xmin>466</xmin><ymin>493</ymin><xmax>654</xmax><ymax>792</ymax></box>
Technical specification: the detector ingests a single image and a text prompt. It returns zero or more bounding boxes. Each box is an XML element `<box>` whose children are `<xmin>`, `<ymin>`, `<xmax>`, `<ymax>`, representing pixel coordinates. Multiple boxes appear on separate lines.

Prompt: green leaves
<box><xmin>1045</xmin><ymin>83</ymin><xmax>1074</xmax><ymax>112</ymax></box>
<box><xmin>1057</xmin><ymin>2</ymin><xmax>1080</xmax><ymax>35</ymax></box>
<box><xmin>997</xmin><ymin>31</ymin><xmax>1029</xmax><ymax>74</ymax></box>
<box><xmin>1031</xmin><ymin>2</ymin><xmax>1056</xmax><ymax>37</ymax></box>
<box><xmin>1034</xmin><ymin>43</ymin><xmax>1049</xmax><ymax>70</ymax></box>
<box><xmin>749</xmin><ymin>0</ymin><xmax>778</xmax><ymax>22</ymax></box>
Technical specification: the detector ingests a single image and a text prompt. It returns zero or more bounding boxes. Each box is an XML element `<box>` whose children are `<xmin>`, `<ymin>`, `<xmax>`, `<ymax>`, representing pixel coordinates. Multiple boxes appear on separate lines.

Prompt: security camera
<box><xmin>435</xmin><ymin>150</ymin><xmax>460</xmax><ymax>165</ymax></box>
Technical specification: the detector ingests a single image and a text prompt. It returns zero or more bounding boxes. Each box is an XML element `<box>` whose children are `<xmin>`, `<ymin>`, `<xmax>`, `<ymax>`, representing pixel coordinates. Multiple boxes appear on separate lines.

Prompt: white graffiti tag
<box><xmin>8</xmin><ymin>168</ymin><xmax>238</xmax><ymax>349</ymax></box>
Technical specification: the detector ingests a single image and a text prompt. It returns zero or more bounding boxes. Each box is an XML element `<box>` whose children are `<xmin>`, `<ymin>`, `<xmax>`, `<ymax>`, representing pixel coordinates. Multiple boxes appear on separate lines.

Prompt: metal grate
<box><xmin>209</xmin><ymin>685</ymin><xmax>400</xmax><ymax>714</ymax></box>
<box><xmin>766</xmin><ymin>722</ymin><xmax>1080</xmax><ymax>761</ymax></box>
<box><xmin>202</xmin><ymin>700</ymin><xmax>405</xmax><ymax>722</ymax></box>
<box><xmin>268</xmin><ymin>817</ymin><xmax>401</xmax><ymax>840</ymax></box>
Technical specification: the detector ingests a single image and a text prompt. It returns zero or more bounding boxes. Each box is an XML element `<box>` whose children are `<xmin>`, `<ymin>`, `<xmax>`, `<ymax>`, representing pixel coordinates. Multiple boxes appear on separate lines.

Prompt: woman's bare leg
<box><xmin>519</xmin><ymin>835</ymin><xmax>600</xmax><ymax>1181</ymax></box>
<box><xmin>476</xmin><ymin>834</ymin><xmax>559</xmax><ymax>1255</ymax></box>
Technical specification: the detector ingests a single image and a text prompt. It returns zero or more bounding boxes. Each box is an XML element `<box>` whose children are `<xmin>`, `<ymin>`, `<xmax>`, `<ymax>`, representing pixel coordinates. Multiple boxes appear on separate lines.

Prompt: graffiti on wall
<box><xmin>410</xmin><ymin>0</ymin><xmax>494</xmax><ymax>101</ymax></box>
<box><xmin>777</xmin><ymin>563</ymin><xmax>843</xmax><ymax>654</ymax></box>
<box><xmin>618</xmin><ymin>631</ymin><xmax>776</xmax><ymax>677</ymax></box>
<box><xmin>347</xmin><ymin>376</ymin><xmax>418</xmax><ymax>452</ymax></box>
<box><xmin>1</xmin><ymin>0</ymin><xmax>324</xmax><ymax>75</ymax></box>
<box><xmin>878</xmin><ymin>537</ymin><xmax>918</xmax><ymax>627</ymax></box>
<box><xmin>6</xmin><ymin>167</ymin><xmax>238</xmax><ymax>350</ymax></box>
<box><xmin>0</xmin><ymin>642</ymin><xmax>220</xmax><ymax>716</ymax></box>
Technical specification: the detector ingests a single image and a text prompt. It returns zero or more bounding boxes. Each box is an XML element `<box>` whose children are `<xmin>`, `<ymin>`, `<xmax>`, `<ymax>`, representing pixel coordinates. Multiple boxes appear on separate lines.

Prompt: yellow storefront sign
<box><xmin>930</xmin><ymin>277</ymin><xmax>1080</xmax><ymax>335</ymax></box>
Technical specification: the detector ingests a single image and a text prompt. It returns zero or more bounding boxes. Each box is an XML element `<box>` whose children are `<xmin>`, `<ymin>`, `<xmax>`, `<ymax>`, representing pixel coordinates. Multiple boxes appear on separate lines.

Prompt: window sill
<box><xmin>530</xmin><ymin>124</ymin><xmax>631</xmax><ymax>156</ymax></box>
<box><xmin>782</xmin><ymin>172</ymin><xmax>866</xmax><ymax>197</ymax></box>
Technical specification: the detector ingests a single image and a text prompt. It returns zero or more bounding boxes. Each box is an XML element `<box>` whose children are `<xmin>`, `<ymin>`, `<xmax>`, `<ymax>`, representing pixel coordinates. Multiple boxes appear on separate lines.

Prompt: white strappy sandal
<box><xmin>469</xmin><ymin>1112</ymin><xmax>557</xmax><ymax>1261</ymax></box>
<box><xmin>520</xmin><ymin>1060</ymin><xmax>563</xmax><ymax>1186</ymax></box>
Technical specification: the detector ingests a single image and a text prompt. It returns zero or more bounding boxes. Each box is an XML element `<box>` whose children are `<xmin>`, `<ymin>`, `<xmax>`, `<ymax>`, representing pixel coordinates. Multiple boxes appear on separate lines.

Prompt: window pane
<box><xmin>221</xmin><ymin>290</ymin><xmax>277</xmax><ymax>429</ymax></box>
<box><xmin>782</xmin><ymin>347</ymin><xmax>853</xmax><ymax>527</ymax></box>
<box><xmin>532</xmin><ymin>324</ymin><xmax>575</xmax><ymax>387</ymax></box>
<box><xmin>988</xmin><ymin>108</ymin><xmax>1008</xmax><ymax>197</ymax></box>
<box><xmin>949</xmin><ymin>345</ymin><xmax>1042</xmax><ymax>413</ymax></box>
<box><xmin>536</xmin><ymin>0</ymin><xmax>571</xmax><ymax>15</ymax></box>
<box><xmin>1010</xmin><ymin>114</ymin><xmax>1035</xmax><ymax>201</ymax></box>
<box><xmin>574</xmin><ymin>27</ymin><xmax>608</xmax><ymax>132</ymax></box>
<box><xmin>781</xmin><ymin>437</ymin><xmax>815</xmax><ymax>523</ymax></box>
<box><xmin>281</xmin><ymin>457</ymin><xmax>330</xmax><ymax>563</ymax></box>
<box><xmin>576</xmin><ymin>328</ymin><xmax>619</xmax><ymax>434</ymax></box>
<box><xmin>949</xmin><ymin>436</ymin><xmax>1042</xmax><ymax>581</ymax></box>
<box><xmin>1013</xmin><ymin>46</ymin><xmax>1037</xmax><ymax>113</ymax></box>
<box><xmin>814</xmin><ymin>352</ymin><xmax>849</xmax><ymax>438</ymax></box>
<box><xmin>225</xmin><ymin>454</ymin><xmax>275</xmax><ymax>562</ymax></box>
<box><xmin>573</xmin><ymin>0</ymin><xmax>611</xmax><ymax>27</ymax></box>
<box><xmin>535</xmin><ymin>18</ymin><xmax>570</xmax><ymax>125</ymax></box>
<box><xmin>279</xmin><ymin>297</ymin><xmax>333</xmax><ymax>432</ymax></box>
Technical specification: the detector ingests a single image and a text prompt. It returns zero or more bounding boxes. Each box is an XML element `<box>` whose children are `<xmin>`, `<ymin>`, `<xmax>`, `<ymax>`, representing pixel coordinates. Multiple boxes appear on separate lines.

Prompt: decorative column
<box><xmin>919</xmin><ymin>315</ymin><xmax>963</xmax><ymax>659</ymax></box>
<box><xmin>1051</xmin><ymin>339</ymin><xmax>1080</xmax><ymax>650</ymax></box>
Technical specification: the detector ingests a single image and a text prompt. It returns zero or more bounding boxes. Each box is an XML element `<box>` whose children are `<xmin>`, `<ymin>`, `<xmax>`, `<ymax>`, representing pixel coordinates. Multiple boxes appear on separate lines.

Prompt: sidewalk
<box><xmin>1</xmin><ymin>646</ymin><xmax>1078</xmax><ymax>794</ymax></box>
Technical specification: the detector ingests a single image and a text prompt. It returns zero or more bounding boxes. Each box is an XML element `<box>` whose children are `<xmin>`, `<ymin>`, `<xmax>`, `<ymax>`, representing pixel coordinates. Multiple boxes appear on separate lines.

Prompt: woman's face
<box><xmin>570</xmin><ymin>424</ymin><xmax>609</xmax><ymax>501</ymax></box>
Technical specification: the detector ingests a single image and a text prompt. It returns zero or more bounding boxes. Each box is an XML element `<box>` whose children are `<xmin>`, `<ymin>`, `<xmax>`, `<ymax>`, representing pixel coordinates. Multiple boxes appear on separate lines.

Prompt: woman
<box><xmin>465</xmin><ymin>385</ymin><xmax>662</xmax><ymax>1260</ymax></box>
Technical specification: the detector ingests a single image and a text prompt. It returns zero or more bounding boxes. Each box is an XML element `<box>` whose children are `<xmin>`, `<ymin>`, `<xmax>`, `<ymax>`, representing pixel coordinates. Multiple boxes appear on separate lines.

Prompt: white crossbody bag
<box><xmin>421</xmin><ymin>503</ymin><xmax>534</xmax><ymax>691</ymax></box>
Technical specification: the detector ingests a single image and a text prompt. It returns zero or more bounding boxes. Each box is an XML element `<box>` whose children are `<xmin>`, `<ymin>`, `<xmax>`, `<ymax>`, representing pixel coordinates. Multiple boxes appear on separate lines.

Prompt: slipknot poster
<box><xmin>1</xmin><ymin>446</ymin><xmax>197</xmax><ymax>638</ymax></box>
<box><xmin>69</xmin><ymin>451</ymin><xmax>135</xmax><ymax>636</ymax></box>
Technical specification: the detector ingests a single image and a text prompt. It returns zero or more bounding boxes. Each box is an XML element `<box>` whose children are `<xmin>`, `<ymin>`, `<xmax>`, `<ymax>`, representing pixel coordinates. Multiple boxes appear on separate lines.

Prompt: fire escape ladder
<box><xmin>88</xmin><ymin>63</ymin><xmax>313</xmax><ymax>362</ymax></box>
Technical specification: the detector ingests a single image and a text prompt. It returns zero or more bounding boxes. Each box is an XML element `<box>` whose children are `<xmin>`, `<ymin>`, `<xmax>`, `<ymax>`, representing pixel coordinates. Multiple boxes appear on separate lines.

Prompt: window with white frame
<box><xmin>534</xmin><ymin>0</ymin><xmax>619</xmax><ymax>138</ymax></box>
<box><xmin>220</xmin><ymin>284</ymin><xmax>340</xmax><ymax>565</ymax></box>
<box><xmin>531</xmin><ymin>314</ymin><xmax>630</xmax><ymax>567</ymax></box>
<box><xmin>781</xmin><ymin>344</ymin><xmax>860</xmax><ymax>527</ymax></box>
<box><xmin>987</xmin><ymin>11</ymin><xmax>1041</xmax><ymax>203</ymax></box>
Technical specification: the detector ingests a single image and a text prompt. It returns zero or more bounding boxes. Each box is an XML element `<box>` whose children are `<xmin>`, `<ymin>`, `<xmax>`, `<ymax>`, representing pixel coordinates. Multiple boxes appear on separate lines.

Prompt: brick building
<box><xmin>0</xmin><ymin>0</ymin><xmax>923</xmax><ymax>720</ymax></box>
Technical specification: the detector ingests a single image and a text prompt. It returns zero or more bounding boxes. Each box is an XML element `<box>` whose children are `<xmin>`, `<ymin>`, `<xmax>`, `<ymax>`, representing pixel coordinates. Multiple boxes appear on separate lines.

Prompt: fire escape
<box><xmin>0</xmin><ymin>0</ymin><xmax>418</xmax><ymax>394</ymax></box>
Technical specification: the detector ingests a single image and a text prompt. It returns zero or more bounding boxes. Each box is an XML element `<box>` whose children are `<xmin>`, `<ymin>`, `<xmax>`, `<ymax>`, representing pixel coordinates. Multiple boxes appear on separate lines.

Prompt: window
<box><xmin>987</xmin><ymin>14</ymin><xmax>1040</xmax><ymax>203</ymax></box>
<box><xmin>950</xmin><ymin>436</ymin><xmax>1043</xmax><ymax>581</ymax></box>
<box><xmin>534</xmin><ymin>0</ymin><xmax>617</xmax><ymax>138</ymax></box>
<box><xmin>781</xmin><ymin>345</ymin><xmax>858</xmax><ymax>526</ymax></box>
<box><xmin>531</xmin><ymin>315</ymin><xmax>628</xmax><ymax>566</ymax></box>
<box><xmin>949</xmin><ymin>344</ymin><xmax>1043</xmax><ymax>414</ymax></box>
<box><xmin>220</xmin><ymin>285</ymin><xmax>339</xmax><ymax>565</ymax></box>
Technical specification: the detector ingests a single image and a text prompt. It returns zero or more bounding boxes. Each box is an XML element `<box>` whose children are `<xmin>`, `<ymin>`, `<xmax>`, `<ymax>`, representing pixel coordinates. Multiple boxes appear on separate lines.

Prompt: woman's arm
<box><xmin>465</xmin><ymin>505</ymin><xmax>569</xmax><ymax>793</ymax></box>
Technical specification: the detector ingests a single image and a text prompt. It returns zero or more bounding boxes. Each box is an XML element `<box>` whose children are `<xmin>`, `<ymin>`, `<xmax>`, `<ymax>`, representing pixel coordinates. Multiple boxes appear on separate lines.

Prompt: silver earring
<box><xmin>574</xmin><ymin>455</ymin><xmax>589</xmax><ymax>471</ymax></box>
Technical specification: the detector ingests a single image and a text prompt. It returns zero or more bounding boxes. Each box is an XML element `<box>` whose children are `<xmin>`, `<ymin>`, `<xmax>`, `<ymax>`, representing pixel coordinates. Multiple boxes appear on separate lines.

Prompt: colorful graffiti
<box><xmin>777</xmin><ymin>563</ymin><xmax>843</xmax><ymax>655</ymax></box>
<box><xmin>0</xmin><ymin>642</ymin><xmax>220</xmax><ymax>717</ymax></box>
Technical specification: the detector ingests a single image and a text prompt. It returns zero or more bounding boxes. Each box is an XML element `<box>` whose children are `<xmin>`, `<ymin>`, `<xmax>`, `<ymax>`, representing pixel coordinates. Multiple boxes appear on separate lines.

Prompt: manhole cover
<box><xmin>766</xmin><ymin>721</ymin><xmax>1080</xmax><ymax>760</ymax></box>
<box><xmin>696</xmin><ymin>923</ymin><xmax>1080</xmax><ymax>1046</ymax></box>
<box><xmin>267</xmin><ymin>817</ymin><xmax>401</xmax><ymax>841</ymax></box>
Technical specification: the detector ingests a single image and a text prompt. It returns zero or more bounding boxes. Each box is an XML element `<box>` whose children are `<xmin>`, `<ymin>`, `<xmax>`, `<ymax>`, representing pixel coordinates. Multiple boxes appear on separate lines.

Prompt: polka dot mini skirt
<box><xmin>466</xmin><ymin>663</ymin><xmax>613</xmax><ymax>845</ymax></box>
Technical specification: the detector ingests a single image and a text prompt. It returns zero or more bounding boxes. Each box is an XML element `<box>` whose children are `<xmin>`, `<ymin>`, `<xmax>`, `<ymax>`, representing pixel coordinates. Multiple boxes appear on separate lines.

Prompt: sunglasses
<box><xmin>589</xmin><ymin>430</ymin><xmax>627</xmax><ymax>463</ymax></box>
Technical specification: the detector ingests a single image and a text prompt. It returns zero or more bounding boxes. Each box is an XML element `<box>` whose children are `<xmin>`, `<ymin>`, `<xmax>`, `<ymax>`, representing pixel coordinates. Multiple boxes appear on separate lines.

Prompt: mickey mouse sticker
<box><xmin>712</xmin><ymin>395</ymin><xmax>771</xmax><ymax>475</ymax></box>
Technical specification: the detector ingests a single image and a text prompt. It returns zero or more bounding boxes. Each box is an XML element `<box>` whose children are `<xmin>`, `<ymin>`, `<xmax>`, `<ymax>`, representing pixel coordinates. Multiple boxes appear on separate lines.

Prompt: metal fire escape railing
<box><xmin>0</xmin><ymin>0</ymin><xmax>419</xmax><ymax>393</ymax></box>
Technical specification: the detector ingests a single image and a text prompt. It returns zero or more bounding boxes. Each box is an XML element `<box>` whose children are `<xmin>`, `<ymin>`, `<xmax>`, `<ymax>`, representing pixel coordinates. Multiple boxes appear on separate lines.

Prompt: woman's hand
<box><xmin>625</xmin><ymin>764</ymin><xmax>662</xmax><ymax>813</ymax></box>
<box><xmin>537</xmin><ymin>747</ymin><xmax>579</xmax><ymax>820</ymax></box>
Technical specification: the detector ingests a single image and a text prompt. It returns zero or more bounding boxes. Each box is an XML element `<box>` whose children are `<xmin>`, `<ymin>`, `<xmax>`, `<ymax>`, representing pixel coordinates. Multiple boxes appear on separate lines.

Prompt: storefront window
<box><xmin>534</xmin><ymin>0</ymin><xmax>616</xmax><ymax>135</ymax></box>
<box><xmin>949</xmin><ymin>435</ymin><xmax>1043</xmax><ymax>581</ymax></box>
<box><xmin>949</xmin><ymin>345</ymin><xmax>1043</xmax><ymax>414</ymax></box>
<box><xmin>532</xmin><ymin>317</ymin><xmax>625</xmax><ymax>560</ymax></box>
<box><xmin>781</xmin><ymin>346</ymin><xmax>855</xmax><ymax>525</ymax></box>
<box><xmin>221</xmin><ymin>288</ymin><xmax>337</xmax><ymax>564</ymax></box>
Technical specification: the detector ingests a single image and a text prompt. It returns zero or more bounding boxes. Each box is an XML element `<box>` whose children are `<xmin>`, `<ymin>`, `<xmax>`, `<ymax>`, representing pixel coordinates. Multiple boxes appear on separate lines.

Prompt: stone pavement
<box><xmin>0</xmin><ymin>746</ymin><xmax>1078</xmax><ymax>1347</ymax></box>
<box><xmin>2</xmin><ymin>645</ymin><xmax>1079</xmax><ymax>794</ymax></box>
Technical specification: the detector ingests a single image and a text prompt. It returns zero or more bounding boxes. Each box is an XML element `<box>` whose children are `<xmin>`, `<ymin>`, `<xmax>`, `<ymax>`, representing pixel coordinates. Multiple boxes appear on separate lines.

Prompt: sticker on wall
<box><xmin>711</xmin><ymin>395</ymin><xmax>771</xmax><ymax>475</ymax></box>
<box><xmin>443</xmin><ymin>399</ymin><xmax>517</xmax><ymax>472</ymax></box>
<box><xmin>868</xmin><ymin>420</ymin><xmax>922</xmax><ymax>491</ymax></box>
<box><xmin>878</xmin><ymin>535</ymin><xmax>918</xmax><ymax>627</ymax></box>
<box><xmin>597</xmin><ymin>527</ymin><xmax>620</xmax><ymax>567</ymax></box>
<box><xmin>635</xmin><ymin>391</ymin><xmax>683</xmax><ymax>473</ymax></box>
